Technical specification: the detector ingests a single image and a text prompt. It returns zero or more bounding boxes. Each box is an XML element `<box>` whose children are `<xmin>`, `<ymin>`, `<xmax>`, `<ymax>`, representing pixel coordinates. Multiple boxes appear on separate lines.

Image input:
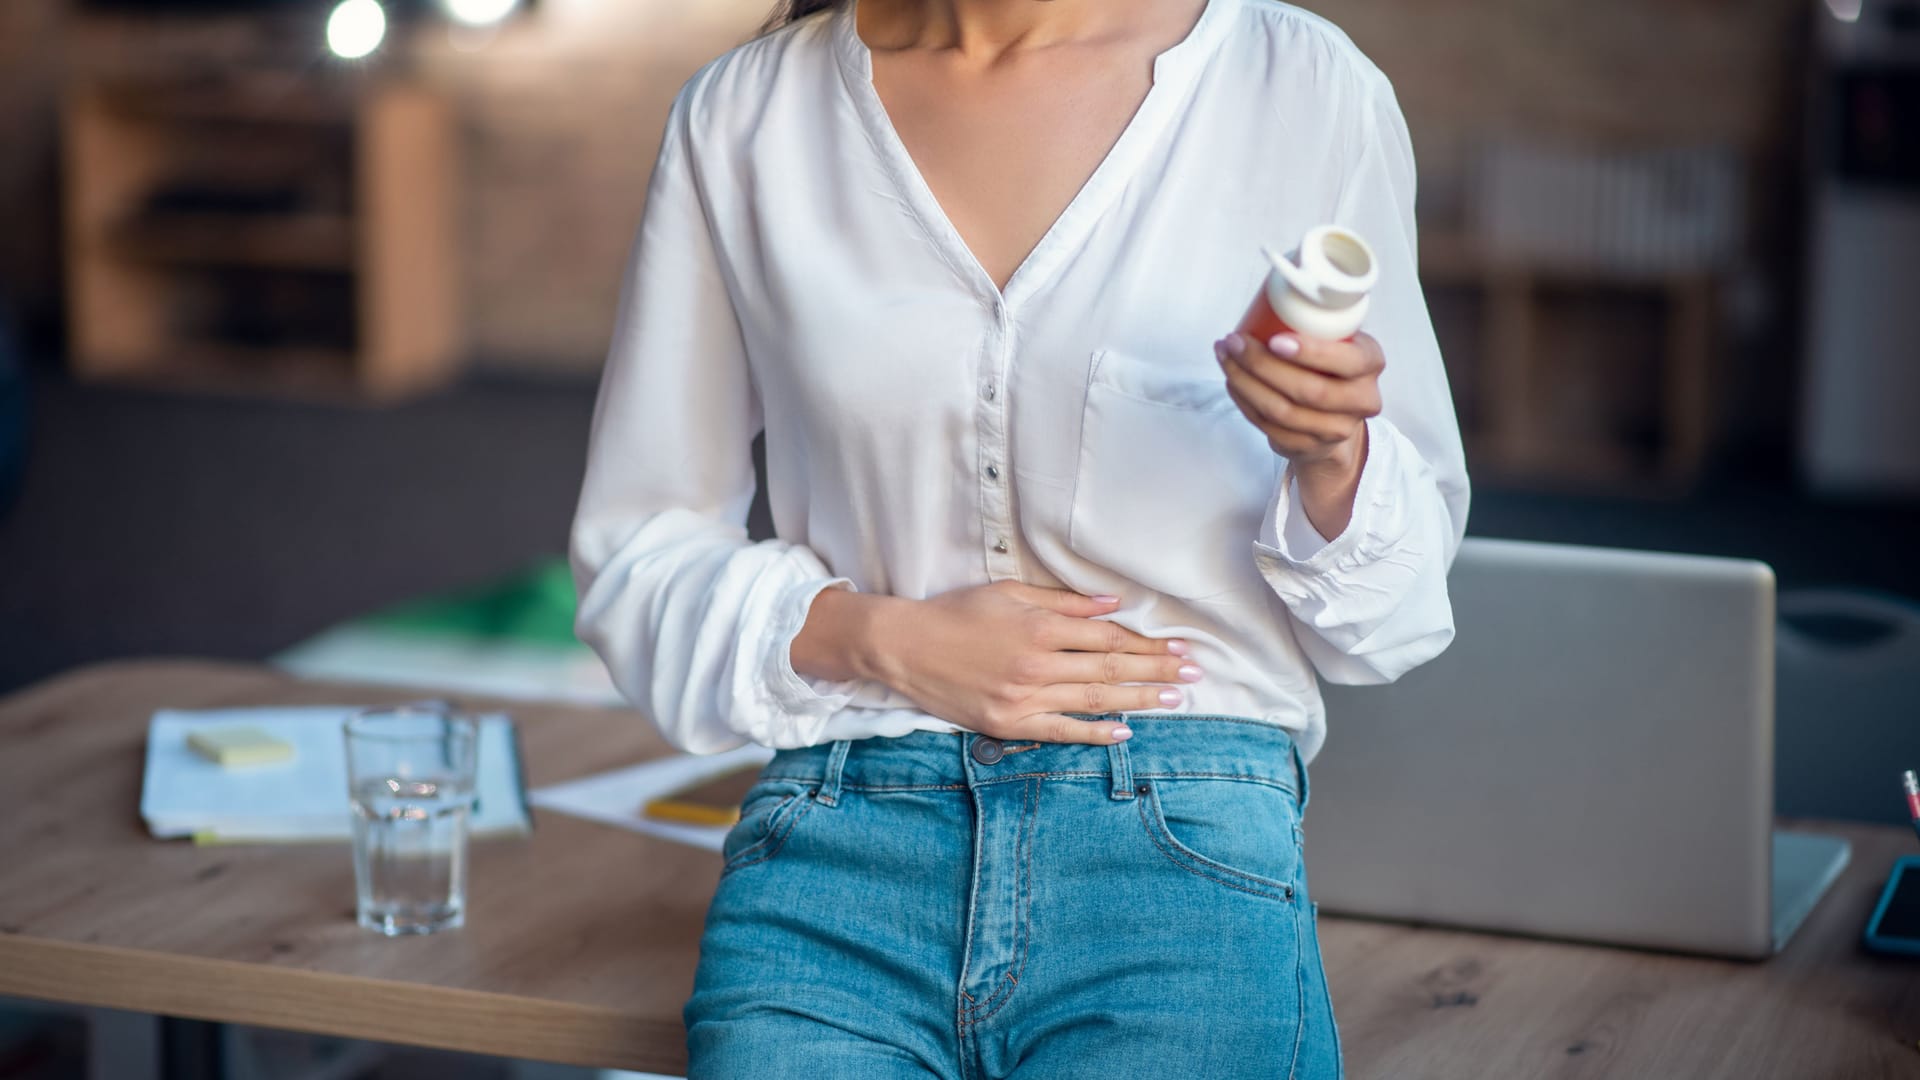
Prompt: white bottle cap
<box><xmin>1262</xmin><ymin>225</ymin><xmax>1379</xmax><ymax>341</ymax></box>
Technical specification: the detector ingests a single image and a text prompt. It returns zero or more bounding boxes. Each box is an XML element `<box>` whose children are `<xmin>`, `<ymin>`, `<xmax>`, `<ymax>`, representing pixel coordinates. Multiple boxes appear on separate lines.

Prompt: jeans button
<box><xmin>970</xmin><ymin>736</ymin><xmax>1005</xmax><ymax>765</ymax></box>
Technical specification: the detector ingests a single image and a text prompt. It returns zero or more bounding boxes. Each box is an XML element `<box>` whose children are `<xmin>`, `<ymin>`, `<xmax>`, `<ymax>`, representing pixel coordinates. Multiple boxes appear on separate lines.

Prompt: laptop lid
<box><xmin>1306</xmin><ymin>537</ymin><xmax>1778</xmax><ymax>958</ymax></box>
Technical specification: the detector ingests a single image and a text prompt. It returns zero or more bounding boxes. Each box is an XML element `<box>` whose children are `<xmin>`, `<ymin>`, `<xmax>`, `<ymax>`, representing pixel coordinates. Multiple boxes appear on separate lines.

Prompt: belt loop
<box><xmin>1107</xmin><ymin>734</ymin><xmax>1135</xmax><ymax>801</ymax></box>
<box><xmin>815</xmin><ymin>739</ymin><xmax>853</xmax><ymax>807</ymax></box>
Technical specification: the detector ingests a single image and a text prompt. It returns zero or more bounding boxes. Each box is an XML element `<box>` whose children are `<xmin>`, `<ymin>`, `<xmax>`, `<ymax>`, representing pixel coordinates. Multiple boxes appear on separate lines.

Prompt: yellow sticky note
<box><xmin>187</xmin><ymin>726</ymin><xmax>295</xmax><ymax>768</ymax></box>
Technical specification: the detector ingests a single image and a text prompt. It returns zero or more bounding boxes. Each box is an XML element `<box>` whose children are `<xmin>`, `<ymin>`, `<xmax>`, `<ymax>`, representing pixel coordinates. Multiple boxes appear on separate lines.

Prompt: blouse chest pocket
<box><xmin>1067</xmin><ymin>348</ymin><xmax>1281</xmax><ymax>604</ymax></box>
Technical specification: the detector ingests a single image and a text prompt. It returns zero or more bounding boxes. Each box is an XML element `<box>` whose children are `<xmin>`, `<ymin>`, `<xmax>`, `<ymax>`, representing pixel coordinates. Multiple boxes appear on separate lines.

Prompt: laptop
<box><xmin>1307</xmin><ymin>537</ymin><xmax>1850</xmax><ymax>960</ymax></box>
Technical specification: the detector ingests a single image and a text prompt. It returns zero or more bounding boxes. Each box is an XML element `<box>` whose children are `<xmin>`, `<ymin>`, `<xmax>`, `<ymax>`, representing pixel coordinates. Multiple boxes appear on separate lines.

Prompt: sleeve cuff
<box><xmin>1256</xmin><ymin>415</ymin><xmax>1402</xmax><ymax>577</ymax></box>
<box><xmin>1279</xmin><ymin>471</ymin><xmax>1336</xmax><ymax>559</ymax></box>
<box><xmin>761</xmin><ymin>573</ymin><xmax>864</xmax><ymax>720</ymax></box>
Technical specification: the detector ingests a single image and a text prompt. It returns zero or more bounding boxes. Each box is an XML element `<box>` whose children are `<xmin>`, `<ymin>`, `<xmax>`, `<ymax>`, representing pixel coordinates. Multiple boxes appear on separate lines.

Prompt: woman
<box><xmin>571</xmin><ymin>0</ymin><xmax>1469</xmax><ymax>1074</ymax></box>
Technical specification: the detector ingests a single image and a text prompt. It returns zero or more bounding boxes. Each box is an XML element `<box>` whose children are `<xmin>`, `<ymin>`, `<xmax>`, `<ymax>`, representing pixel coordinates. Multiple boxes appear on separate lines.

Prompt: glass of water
<box><xmin>344</xmin><ymin>704</ymin><xmax>478</xmax><ymax>936</ymax></box>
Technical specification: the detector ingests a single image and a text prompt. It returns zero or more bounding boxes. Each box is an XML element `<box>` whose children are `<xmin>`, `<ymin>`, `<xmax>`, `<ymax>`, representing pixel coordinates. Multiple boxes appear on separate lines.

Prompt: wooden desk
<box><xmin>1</xmin><ymin>660</ymin><xmax>1917</xmax><ymax>1077</ymax></box>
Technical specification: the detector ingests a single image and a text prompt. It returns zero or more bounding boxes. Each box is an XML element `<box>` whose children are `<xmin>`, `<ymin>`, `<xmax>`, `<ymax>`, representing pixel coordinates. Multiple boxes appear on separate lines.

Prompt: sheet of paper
<box><xmin>527</xmin><ymin>744</ymin><xmax>776</xmax><ymax>852</ymax></box>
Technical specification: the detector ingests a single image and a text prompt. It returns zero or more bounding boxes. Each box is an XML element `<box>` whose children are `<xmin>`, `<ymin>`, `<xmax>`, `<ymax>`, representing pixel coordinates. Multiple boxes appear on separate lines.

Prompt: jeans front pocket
<box><xmin>1137</xmin><ymin>777</ymin><xmax>1301</xmax><ymax>902</ymax></box>
<box><xmin>1068</xmin><ymin>349</ymin><xmax>1280</xmax><ymax>603</ymax></box>
<box><xmin>719</xmin><ymin>778</ymin><xmax>815</xmax><ymax>877</ymax></box>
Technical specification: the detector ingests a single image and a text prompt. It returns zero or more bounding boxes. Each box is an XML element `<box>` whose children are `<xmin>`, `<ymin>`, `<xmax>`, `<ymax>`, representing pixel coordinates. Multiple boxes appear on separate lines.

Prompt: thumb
<box><xmin>1019</xmin><ymin>585</ymin><xmax>1122</xmax><ymax>617</ymax></box>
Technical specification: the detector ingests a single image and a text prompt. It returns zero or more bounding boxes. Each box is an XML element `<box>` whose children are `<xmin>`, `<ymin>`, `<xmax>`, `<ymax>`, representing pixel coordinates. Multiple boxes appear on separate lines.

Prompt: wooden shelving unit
<box><xmin>62</xmin><ymin>70</ymin><xmax>463</xmax><ymax>401</ymax></box>
<box><xmin>109</xmin><ymin>211</ymin><xmax>357</xmax><ymax>271</ymax></box>
<box><xmin>1420</xmin><ymin>230</ymin><xmax>1721</xmax><ymax>492</ymax></box>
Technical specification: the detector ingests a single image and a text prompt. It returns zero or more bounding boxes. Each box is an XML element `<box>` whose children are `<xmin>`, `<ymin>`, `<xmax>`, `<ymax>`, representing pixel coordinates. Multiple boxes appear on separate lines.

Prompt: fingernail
<box><xmin>1092</xmin><ymin>594</ymin><xmax>1121</xmax><ymax>604</ymax></box>
<box><xmin>1178</xmin><ymin>664</ymin><xmax>1204</xmax><ymax>683</ymax></box>
<box><xmin>1268</xmin><ymin>334</ymin><xmax>1300</xmax><ymax>358</ymax></box>
<box><xmin>1111</xmin><ymin>726</ymin><xmax>1133</xmax><ymax>742</ymax></box>
<box><xmin>1223</xmin><ymin>333</ymin><xmax>1247</xmax><ymax>358</ymax></box>
<box><xmin>1166</xmin><ymin>639</ymin><xmax>1191</xmax><ymax>657</ymax></box>
<box><xmin>1158</xmin><ymin>688</ymin><xmax>1184</xmax><ymax>707</ymax></box>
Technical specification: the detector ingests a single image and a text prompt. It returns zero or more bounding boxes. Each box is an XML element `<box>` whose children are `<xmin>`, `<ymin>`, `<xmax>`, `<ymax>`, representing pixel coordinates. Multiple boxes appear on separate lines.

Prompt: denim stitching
<box><xmin>1136</xmin><ymin>785</ymin><xmax>1295</xmax><ymax>902</ymax></box>
<box><xmin>717</xmin><ymin>793</ymin><xmax>797</xmax><ymax>871</ymax></box>
<box><xmin>960</xmin><ymin>846</ymin><xmax>1018</xmax><ymax>1021</ymax></box>
<box><xmin>1286</xmin><ymin>871</ymin><xmax>1308</xmax><ymax>1079</ymax></box>
<box><xmin>724</xmin><ymin>793</ymin><xmax>812</xmax><ymax>873</ymax></box>
<box><xmin>759</xmin><ymin>772</ymin><xmax>1297</xmax><ymax>795</ymax></box>
<box><xmin>965</xmin><ymin>769</ymin><xmax>1298</xmax><ymax>794</ymax></box>
<box><xmin>969</xmin><ymin>972</ymin><xmax>1021</xmax><ymax>1027</ymax></box>
<box><xmin>960</xmin><ymin>777</ymin><xmax>1033</xmax><ymax>1024</ymax></box>
<box><xmin>721</xmin><ymin>791</ymin><xmax>816</xmax><ymax>875</ymax></box>
<box><xmin>1304</xmin><ymin>900</ymin><xmax>1342</xmax><ymax>1077</ymax></box>
<box><xmin>758</xmin><ymin>776</ymin><xmax>970</xmax><ymax>792</ymax></box>
<box><xmin>972</xmin><ymin>770</ymin><xmax>1298</xmax><ymax>794</ymax></box>
<box><xmin>1132</xmin><ymin>771</ymin><xmax>1298</xmax><ymax>794</ymax></box>
<box><xmin>954</xmin><ymin>780</ymin><xmax>989</xmax><ymax>1047</ymax></box>
<box><xmin>963</xmin><ymin>776</ymin><xmax>1036</xmax><ymax>1026</ymax></box>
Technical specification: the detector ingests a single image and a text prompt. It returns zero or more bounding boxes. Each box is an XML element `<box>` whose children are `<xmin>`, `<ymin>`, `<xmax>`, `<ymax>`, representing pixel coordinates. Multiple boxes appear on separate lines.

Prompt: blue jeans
<box><xmin>684</xmin><ymin>715</ymin><xmax>1343</xmax><ymax>1079</ymax></box>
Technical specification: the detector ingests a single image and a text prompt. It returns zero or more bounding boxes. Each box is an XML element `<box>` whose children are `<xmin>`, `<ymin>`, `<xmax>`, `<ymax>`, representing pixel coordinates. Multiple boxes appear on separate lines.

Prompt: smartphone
<box><xmin>1863</xmin><ymin>855</ymin><xmax>1920</xmax><ymax>957</ymax></box>
<box><xmin>641</xmin><ymin>762</ymin><xmax>766</xmax><ymax>827</ymax></box>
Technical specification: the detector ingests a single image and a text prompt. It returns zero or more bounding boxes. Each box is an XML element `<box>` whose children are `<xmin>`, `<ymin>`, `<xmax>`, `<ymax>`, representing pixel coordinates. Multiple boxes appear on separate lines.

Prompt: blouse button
<box><xmin>985</xmin><ymin>464</ymin><xmax>1000</xmax><ymax>481</ymax></box>
<box><xmin>993</xmin><ymin>538</ymin><xmax>1010</xmax><ymax>554</ymax></box>
<box><xmin>983</xmin><ymin>382</ymin><xmax>997</xmax><ymax>402</ymax></box>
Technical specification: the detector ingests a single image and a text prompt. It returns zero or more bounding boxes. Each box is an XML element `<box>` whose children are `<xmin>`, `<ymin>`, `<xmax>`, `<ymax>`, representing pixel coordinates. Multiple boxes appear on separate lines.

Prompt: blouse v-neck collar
<box><xmin>829</xmin><ymin>0</ymin><xmax>1241</xmax><ymax>310</ymax></box>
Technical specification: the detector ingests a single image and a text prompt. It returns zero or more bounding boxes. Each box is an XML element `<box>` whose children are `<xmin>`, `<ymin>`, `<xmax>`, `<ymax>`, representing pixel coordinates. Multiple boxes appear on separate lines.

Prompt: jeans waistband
<box><xmin>762</xmin><ymin>714</ymin><xmax>1305</xmax><ymax>808</ymax></box>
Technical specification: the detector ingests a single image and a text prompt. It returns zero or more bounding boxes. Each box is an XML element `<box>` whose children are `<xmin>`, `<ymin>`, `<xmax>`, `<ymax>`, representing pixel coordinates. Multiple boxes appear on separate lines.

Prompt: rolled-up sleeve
<box><xmin>570</xmin><ymin>84</ymin><xmax>861</xmax><ymax>753</ymax></box>
<box><xmin>1253</xmin><ymin>66</ymin><xmax>1471</xmax><ymax>685</ymax></box>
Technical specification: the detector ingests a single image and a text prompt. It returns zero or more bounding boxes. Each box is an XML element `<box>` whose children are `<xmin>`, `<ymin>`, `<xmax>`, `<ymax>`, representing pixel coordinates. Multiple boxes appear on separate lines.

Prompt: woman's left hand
<box><xmin>1215</xmin><ymin>329</ymin><xmax>1385</xmax><ymax>537</ymax></box>
<box><xmin>1214</xmin><ymin>330</ymin><xmax>1383</xmax><ymax>467</ymax></box>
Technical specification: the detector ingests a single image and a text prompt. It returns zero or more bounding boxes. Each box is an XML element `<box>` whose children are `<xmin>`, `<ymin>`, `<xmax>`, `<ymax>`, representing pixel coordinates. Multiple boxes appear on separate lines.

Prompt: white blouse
<box><xmin>571</xmin><ymin>0</ymin><xmax>1470</xmax><ymax>765</ymax></box>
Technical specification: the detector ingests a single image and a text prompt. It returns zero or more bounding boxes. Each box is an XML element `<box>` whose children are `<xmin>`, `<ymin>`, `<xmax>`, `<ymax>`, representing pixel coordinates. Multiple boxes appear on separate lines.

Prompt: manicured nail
<box><xmin>1223</xmin><ymin>333</ymin><xmax>1247</xmax><ymax>358</ymax></box>
<box><xmin>1111</xmin><ymin>726</ymin><xmax>1133</xmax><ymax>742</ymax></box>
<box><xmin>1092</xmin><ymin>594</ymin><xmax>1121</xmax><ymax>604</ymax></box>
<box><xmin>1166</xmin><ymin>639</ymin><xmax>1191</xmax><ymax>657</ymax></box>
<box><xmin>1268</xmin><ymin>334</ymin><xmax>1301</xmax><ymax>358</ymax></box>
<box><xmin>1178</xmin><ymin>664</ymin><xmax>1205</xmax><ymax>683</ymax></box>
<box><xmin>1158</xmin><ymin>688</ymin><xmax>1184</xmax><ymax>707</ymax></box>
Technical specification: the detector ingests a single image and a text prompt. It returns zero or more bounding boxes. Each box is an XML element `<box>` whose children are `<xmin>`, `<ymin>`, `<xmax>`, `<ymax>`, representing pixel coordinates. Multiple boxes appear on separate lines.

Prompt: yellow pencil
<box><xmin>641</xmin><ymin>798</ymin><xmax>741</xmax><ymax>827</ymax></box>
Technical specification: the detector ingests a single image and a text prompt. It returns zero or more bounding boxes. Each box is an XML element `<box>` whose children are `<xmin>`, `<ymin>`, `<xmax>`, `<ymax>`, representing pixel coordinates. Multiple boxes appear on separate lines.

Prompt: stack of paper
<box><xmin>141</xmin><ymin>707</ymin><xmax>532</xmax><ymax>843</ymax></box>
<box><xmin>529</xmin><ymin>743</ymin><xmax>774</xmax><ymax>852</ymax></box>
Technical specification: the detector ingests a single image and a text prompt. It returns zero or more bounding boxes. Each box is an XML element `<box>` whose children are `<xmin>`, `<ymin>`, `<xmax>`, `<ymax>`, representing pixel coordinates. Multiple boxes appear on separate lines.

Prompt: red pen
<box><xmin>1905</xmin><ymin>770</ymin><xmax>1920</xmax><ymax>845</ymax></box>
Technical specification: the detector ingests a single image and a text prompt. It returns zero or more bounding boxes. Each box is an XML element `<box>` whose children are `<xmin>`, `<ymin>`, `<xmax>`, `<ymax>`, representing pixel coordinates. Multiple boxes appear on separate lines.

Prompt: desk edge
<box><xmin>0</xmin><ymin>935</ymin><xmax>687</xmax><ymax>1073</ymax></box>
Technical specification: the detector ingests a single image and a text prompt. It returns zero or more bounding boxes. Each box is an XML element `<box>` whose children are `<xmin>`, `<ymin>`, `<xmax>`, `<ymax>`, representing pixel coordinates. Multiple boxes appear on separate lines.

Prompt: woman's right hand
<box><xmin>857</xmin><ymin>581</ymin><xmax>1203</xmax><ymax>745</ymax></box>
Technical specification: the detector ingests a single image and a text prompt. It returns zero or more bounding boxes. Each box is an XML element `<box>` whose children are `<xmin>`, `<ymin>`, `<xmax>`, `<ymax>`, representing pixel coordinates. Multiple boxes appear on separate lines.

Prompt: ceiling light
<box><xmin>327</xmin><ymin>0</ymin><xmax>387</xmax><ymax>59</ymax></box>
<box><xmin>444</xmin><ymin>0</ymin><xmax>520</xmax><ymax>27</ymax></box>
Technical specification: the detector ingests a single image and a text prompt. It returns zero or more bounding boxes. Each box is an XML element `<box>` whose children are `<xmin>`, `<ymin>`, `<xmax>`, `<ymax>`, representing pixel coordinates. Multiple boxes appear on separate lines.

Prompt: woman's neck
<box><xmin>858</xmin><ymin>0</ymin><xmax>1163</xmax><ymax>64</ymax></box>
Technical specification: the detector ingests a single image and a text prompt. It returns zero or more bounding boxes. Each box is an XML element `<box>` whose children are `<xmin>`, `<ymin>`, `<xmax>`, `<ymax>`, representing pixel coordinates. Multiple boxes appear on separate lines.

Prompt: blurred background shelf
<box><xmin>1416</xmin><ymin>135</ymin><xmax>1746</xmax><ymax>494</ymax></box>
<box><xmin>91</xmin><ymin>72</ymin><xmax>361</xmax><ymax>129</ymax></box>
<box><xmin>63</xmin><ymin>72</ymin><xmax>462</xmax><ymax>401</ymax></box>
<box><xmin>1422</xmin><ymin>229</ymin><xmax>1721</xmax><ymax>492</ymax></box>
<box><xmin>110</xmin><ymin>212</ymin><xmax>356</xmax><ymax>271</ymax></box>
